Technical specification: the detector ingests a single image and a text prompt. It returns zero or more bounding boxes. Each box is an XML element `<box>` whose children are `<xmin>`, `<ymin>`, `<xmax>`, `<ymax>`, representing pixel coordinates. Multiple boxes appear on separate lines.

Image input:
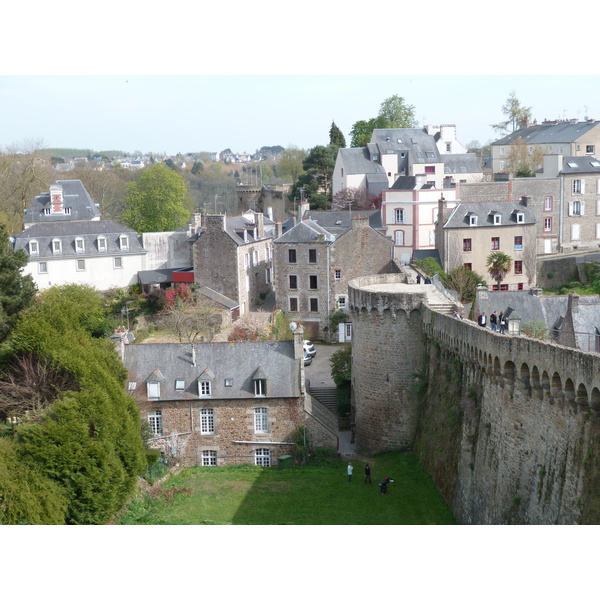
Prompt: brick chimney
<box><xmin>351</xmin><ymin>214</ymin><xmax>369</xmax><ymax>229</ymax></box>
<box><xmin>49</xmin><ymin>184</ymin><xmax>64</xmax><ymax>213</ymax></box>
<box><xmin>205</xmin><ymin>215</ymin><xmax>226</xmax><ymax>231</ymax></box>
<box><xmin>275</xmin><ymin>221</ymin><xmax>283</xmax><ymax>238</ymax></box>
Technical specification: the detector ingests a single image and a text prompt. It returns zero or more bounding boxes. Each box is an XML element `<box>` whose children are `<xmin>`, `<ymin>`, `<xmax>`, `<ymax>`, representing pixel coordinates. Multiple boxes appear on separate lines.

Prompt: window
<box><xmin>255</xmin><ymin>448</ymin><xmax>270</xmax><ymax>467</ymax></box>
<box><xmin>514</xmin><ymin>260</ymin><xmax>523</xmax><ymax>275</ymax></box>
<box><xmin>28</xmin><ymin>241</ymin><xmax>39</xmax><ymax>255</ymax></box>
<box><xmin>76</xmin><ymin>259</ymin><xmax>85</xmax><ymax>271</ymax></box>
<box><xmin>254</xmin><ymin>407</ymin><xmax>268</xmax><ymax>432</ymax></box>
<box><xmin>464</xmin><ymin>263</ymin><xmax>472</xmax><ymax>270</ymax></box>
<box><xmin>288</xmin><ymin>275</ymin><xmax>298</xmax><ymax>290</ymax></box>
<box><xmin>586</xmin><ymin>145</ymin><xmax>595</xmax><ymax>154</ymax></box>
<box><xmin>446</xmin><ymin>142</ymin><xmax>451</xmax><ymax>152</ymax></box>
<box><xmin>394</xmin><ymin>230</ymin><xmax>405</xmax><ymax>246</ymax></box>
<box><xmin>175</xmin><ymin>379</ymin><xmax>185</xmax><ymax>390</ymax></box>
<box><xmin>289</xmin><ymin>297</ymin><xmax>298</xmax><ymax>312</ymax></box>
<box><xmin>201</xmin><ymin>408</ymin><xmax>214</xmax><ymax>434</ymax></box>
<box><xmin>515</xmin><ymin>212</ymin><xmax>524</xmax><ymax>224</ymax></box>
<box><xmin>425</xmin><ymin>165</ymin><xmax>435</xmax><ymax>174</ymax></box>
<box><xmin>499</xmin><ymin>161</ymin><xmax>504</xmax><ymax>171</ymax></box>
<box><xmin>544</xmin><ymin>196</ymin><xmax>554</xmax><ymax>211</ymax></box>
<box><xmin>254</xmin><ymin>377</ymin><xmax>267</xmax><ymax>397</ymax></box>
<box><xmin>52</xmin><ymin>239</ymin><xmax>62</xmax><ymax>254</ymax></box>
<box><xmin>202</xmin><ymin>450</ymin><xmax>217</xmax><ymax>466</ymax></box>
<box><xmin>265</xmin><ymin>268</ymin><xmax>272</xmax><ymax>284</ymax></box>
<box><xmin>569</xmin><ymin>200</ymin><xmax>584</xmax><ymax>216</ymax></box>
<box><xmin>148</xmin><ymin>410</ymin><xmax>163</xmax><ymax>436</ymax></box>
<box><xmin>64</xmin><ymin>208</ymin><xmax>71</xmax><ymax>215</ymax></box>
<box><xmin>514</xmin><ymin>236</ymin><xmax>523</xmax><ymax>250</ymax></box>
<box><xmin>119</xmin><ymin>235</ymin><xmax>129</xmax><ymax>250</ymax></box>
<box><xmin>337</xmin><ymin>295</ymin><xmax>347</xmax><ymax>309</ymax></box>
<box><xmin>492</xmin><ymin>213</ymin><xmax>501</xmax><ymax>225</ymax></box>
<box><xmin>571</xmin><ymin>224</ymin><xmax>580</xmax><ymax>240</ymax></box>
<box><xmin>114</xmin><ymin>257</ymin><xmax>122</xmax><ymax>269</ymax></box>
<box><xmin>468</xmin><ymin>214</ymin><xmax>477</xmax><ymax>226</ymax></box>
<box><xmin>252</xmin><ymin>251</ymin><xmax>258</xmax><ymax>266</ymax></box>
<box><xmin>128</xmin><ymin>381</ymin><xmax>137</xmax><ymax>391</ymax></box>
<box><xmin>309</xmin><ymin>297</ymin><xmax>319</xmax><ymax>312</ymax></box>
<box><xmin>308</xmin><ymin>248</ymin><xmax>317</xmax><ymax>263</ymax></box>
<box><xmin>500</xmin><ymin>147</ymin><xmax>505</xmax><ymax>156</ymax></box>
<box><xmin>573</xmin><ymin>179</ymin><xmax>584</xmax><ymax>195</ymax></box>
<box><xmin>38</xmin><ymin>262</ymin><xmax>48</xmax><ymax>274</ymax></box>
<box><xmin>309</xmin><ymin>275</ymin><xmax>318</xmax><ymax>289</ymax></box>
<box><xmin>544</xmin><ymin>217</ymin><xmax>553</xmax><ymax>232</ymax></box>
<box><xmin>44</xmin><ymin>207</ymin><xmax>51</xmax><ymax>215</ymax></box>
<box><xmin>244</xmin><ymin>253</ymin><xmax>249</xmax><ymax>269</ymax></box>
<box><xmin>463</xmin><ymin>238</ymin><xmax>472</xmax><ymax>252</ymax></box>
<box><xmin>199</xmin><ymin>380</ymin><xmax>212</xmax><ymax>397</ymax></box>
<box><xmin>491</xmin><ymin>237</ymin><xmax>500</xmax><ymax>251</ymax></box>
<box><xmin>75</xmin><ymin>238</ymin><xmax>85</xmax><ymax>253</ymax></box>
<box><xmin>500</xmin><ymin>284</ymin><xmax>508</xmax><ymax>291</ymax></box>
<box><xmin>334</xmin><ymin>269</ymin><xmax>342</xmax><ymax>280</ymax></box>
<box><xmin>517</xmin><ymin>283</ymin><xmax>524</xmax><ymax>291</ymax></box>
<box><xmin>288</xmin><ymin>249</ymin><xmax>297</xmax><ymax>263</ymax></box>
<box><xmin>426</xmin><ymin>151</ymin><xmax>435</xmax><ymax>158</ymax></box>
<box><xmin>98</xmin><ymin>237</ymin><xmax>107</xmax><ymax>252</ymax></box>
<box><xmin>224</xmin><ymin>378</ymin><xmax>233</xmax><ymax>387</ymax></box>
<box><xmin>265</xmin><ymin>246</ymin><xmax>271</xmax><ymax>262</ymax></box>
<box><xmin>394</xmin><ymin>208</ymin><xmax>406</xmax><ymax>224</ymax></box>
<box><xmin>147</xmin><ymin>381</ymin><xmax>160</xmax><ymax>400</ymax></box>
<box><xmin>597</xmin><ymin>223</ymin><xmax>600</xmax><ymax>240</ymax></box>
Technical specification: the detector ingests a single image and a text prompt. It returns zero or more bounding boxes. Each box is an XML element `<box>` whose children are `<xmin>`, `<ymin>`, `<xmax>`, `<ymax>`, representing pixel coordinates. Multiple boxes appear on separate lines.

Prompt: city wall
<box><xmin>348</xmin><ymin>274</ymin><xmax>600</xmax><ymax>524</ymax></box>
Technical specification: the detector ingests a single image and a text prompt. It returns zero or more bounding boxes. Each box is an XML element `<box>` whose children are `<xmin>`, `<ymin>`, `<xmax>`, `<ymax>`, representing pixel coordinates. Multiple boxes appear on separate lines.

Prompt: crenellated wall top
<box><xmin>348</xmin><ymin>274</ymin><xmax>427</xmax><ymax>314</ymax></box>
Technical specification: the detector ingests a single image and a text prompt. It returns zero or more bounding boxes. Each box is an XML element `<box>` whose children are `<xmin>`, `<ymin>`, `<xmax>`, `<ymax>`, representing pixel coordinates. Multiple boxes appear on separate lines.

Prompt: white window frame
<box><xmin>147</xmin><ymin>381</ymin><xmax>160</xmax><ymax>400</ymax></box>
<box><xmin>244</xmin><ymin>253</ymin><xmax>249</xmax><ymax>269</ymax></box>
<box><xmin>337</xmin><ymin>295</ymin><xmax>347</xmax><ymax>309</ymax></box>
<box><xmin>254</xmin><ymin>407</ymin><xmax>268</xmax><ymax>432</ymax></box>
<box><xmin>175</xmin><ymin>379</ymin><xmax>185</xmax><ymax>390</ymax></box>
<box><xmin>569</xmin><ymin>200</ymin><xmax>584</xmax><ymax>216</ymax></box>
<box><xmin>114</xmin><ymin>257</ymin><xmax>123</xmax><ymax>269</ymax></box>
<box><xmin>468</xmin><ymin>214</ymin><xmax>478</xmax><ymax>226</ymax></box>
<box><xmin>544</xmin><ymin>196</ymin><xmax>553</xmax><ymax>211</ymax></box>
<box><xmin>544</xmin><ymin>217</ymin><xmax>553</xmax><ymax>232</ymax></box>
<box><xmin>516</xmin><ymin>212</ymin><xmax>524</xmax><ymax>224</ymax></box>
<box><xmin>76</xmin><ymin>259</ymin><xmax>86</xmax><ymax>271</ymax></box>
<box><xmin>334</xmin><ymin>269</ymin><xmax>342</xmax><ymax>281</ymax></box>
<box><xmin>38</xmin><ymin>261</ymin><xmax>48</xmax><ymax>274</ymax></box>
<box><xmin>394</xmin><ymin>230</ymin><xmax>405</xmax><ymax>246</ymax></box>
<box><xmin>119</xmin><ymin>235</ymin><xmax>129</xmax><ymax>250</ymax></box>
<box><xmin>255</xmin><ymin>448</ymin><xmax>270</xmax><ymax>467</ymax></box>
<box><xmin>596</xmin><ymin>223</ymin><xmax>600</xmax><ymax>240</ymax></box>
<box><xmin>98</xmin><ymin>236</ymin><xmax>107</xmax><ymax>252</ymax></box>
<box><xmin>148</xmin><ymin>410</ymin><xmax>163</xmax><ymax>436</ymax></box>
<box><xmin>202</xmin><ymin>450</ymin><xmax>217</xmax><ymax>466</ymax></box>
<box><xmin>52</xmin><ymin>239</ymin><xmax>62</xmax><ymax>254</ymax></box>
<box><xmin>265</xmin><ymin>268</ymin><xmax>272</xmax><ymax>284</ymax></box>
<box><xmin>254</xmin><ymin>379</ymin><xmax>266</xmax><ymax>398</ymax></box>
<box><xmin>572</xmin><ymin>179</ymin><xmax>584</xmax><ymax>195</ymax></box>
<box><xmin>492</xmin><ymin>213</ymin><xmax>501</xmax><ymax>225</ymax></box>
<box><xmin>571</xmin><ymin>223</ymin><xmax>580</xmax><ymax>241</ymax></box>
<box><xmin>28</xmin><ymin>240</ymin><xmax>39</xmax><ymax>255</ymax></box>
<box><xmin>252</xmin><ymin>250</ymin><xmax>258</xmax><ymax>266</ymax></box>
<box><xmin>394</xmin><ymin>208</ymin><xmax>406</xmax><ymax>224</ymax></box>
<box><xmin>200</xmin><ymin>408</ymin><xmax>215</xmax><ymax>434</ymax></box>
<box><xmin>75</xmin><ymin>237</ymin><xmax>85</xmax><ymax>253</ymax></box>
<box><xmin>499</xmin><ymin>161</ymin><xmax>504</xmax><ymax>171</ymax></box>
<box><xmin>199</xmin><ymin>380</ymin><xmax>212</xmax><ymax>398</ymax></box>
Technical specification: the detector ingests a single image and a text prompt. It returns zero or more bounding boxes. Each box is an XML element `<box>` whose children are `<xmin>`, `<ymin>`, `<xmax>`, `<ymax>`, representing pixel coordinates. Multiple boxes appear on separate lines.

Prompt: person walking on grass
<box><xmin>364</xmin><ymin>463</ymin><xmax>371</xmax><ymax>484</ymax></box>
<box><xmin>347</xmin><ymin>462</ymin><xmax>353</xmax><ymax>483</ymax></box>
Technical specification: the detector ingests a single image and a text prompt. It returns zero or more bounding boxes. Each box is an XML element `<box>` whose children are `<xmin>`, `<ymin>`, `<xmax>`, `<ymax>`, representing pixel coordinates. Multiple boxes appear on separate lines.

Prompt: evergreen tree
<box><xmin>0</xmin><ymin>223</ymin><xmax>36</xmax><ymax>340</ymax></box>
<box><xmin>329</xmin><ymin>121</ymin><xmax>346</xmax><ymax>149</ymax></box>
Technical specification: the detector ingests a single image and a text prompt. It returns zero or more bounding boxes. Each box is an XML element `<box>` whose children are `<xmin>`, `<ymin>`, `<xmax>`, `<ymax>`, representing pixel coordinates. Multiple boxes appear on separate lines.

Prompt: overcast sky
<box><xmin>1</xmin><ymin>74</ymin><xmax>599</xmax><ymax>156</ymax></box>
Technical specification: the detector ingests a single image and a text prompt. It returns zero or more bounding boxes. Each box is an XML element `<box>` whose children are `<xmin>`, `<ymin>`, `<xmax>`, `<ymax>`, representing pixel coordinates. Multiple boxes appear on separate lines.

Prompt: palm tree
<box><xmin>486</xmin><ymin>251</ymin><xmax>513</xmax><ymax>289</ymax></box>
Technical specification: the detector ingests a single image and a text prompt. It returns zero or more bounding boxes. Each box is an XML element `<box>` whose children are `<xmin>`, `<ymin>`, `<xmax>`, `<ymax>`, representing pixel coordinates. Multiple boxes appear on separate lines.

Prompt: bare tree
<box><xmin>332</xmin><ymin>187</ymin><xmax>381</xmax><ymax>211</ymax></box>
<box><xmin>158</xmin><ymin>294</ymin><xmax>224</xmax><ymax>342</ymax></box>
<box><xmin>0</xmin><ymin>353</ymin><xmax>78</xmax><ymax>420</ymax></box>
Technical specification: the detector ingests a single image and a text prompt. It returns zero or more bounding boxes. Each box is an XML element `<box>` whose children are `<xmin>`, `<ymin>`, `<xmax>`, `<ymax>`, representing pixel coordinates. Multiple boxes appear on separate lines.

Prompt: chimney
<box><xmin>191</xmin><ymin>345</ymin><xmax>197</xmax><ymax>367</ymax></box>
<box><xmin>298</xmin><ymin>201</ymin><xmax>309</xmax><ymax>221</ymax></box>
<box><xmin>205</xmin><ymin>214</ymin><xmax>226</xmax><ymax>232</ymax></box>
<box><xmin>256</xmin><ymin>212</ymin><xmax>264</xmax><ymax>239</ymax></box>
<box><xmin>351</xmin><ymin>214</ymin><xmax>369</xmax><ymax>229</ymax></box>
<box><xmin>275</xmin><ymin>221</ymin><xmax>283</xmax><ymax>238</ymax></box>
<box><xmin>438</xmin><ymin>195</ymin><xmax>448</xmax><ymax>225</ymax></box>
<box><xmin>293</xmin><ymin>324</ymin><xmax>304</xmax><ymax>360</ymax></box>
<box><xmin>568</xmin><ymin>292</ymin><xmax>580</xmax><ymax>314</ymax></box>
<box><xmin>49</xmin><ymin>184</ymin><xmax>64</xmax><ymax>213</ymax></box>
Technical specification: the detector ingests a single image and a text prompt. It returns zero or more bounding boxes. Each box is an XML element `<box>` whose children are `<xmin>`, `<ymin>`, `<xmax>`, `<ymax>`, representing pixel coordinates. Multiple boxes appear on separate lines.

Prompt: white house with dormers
<box><xmin>12</xmin><ymin>220</ymin><xmax>146</xmax><ymax>291</ymax></box>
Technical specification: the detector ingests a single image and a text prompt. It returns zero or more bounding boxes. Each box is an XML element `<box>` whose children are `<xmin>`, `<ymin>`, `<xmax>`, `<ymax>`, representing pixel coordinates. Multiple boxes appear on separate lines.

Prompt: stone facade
<box><xmin>348</xmin><ymin>272</ymin><xmax>600</xmax><ymax>524</ymax></box>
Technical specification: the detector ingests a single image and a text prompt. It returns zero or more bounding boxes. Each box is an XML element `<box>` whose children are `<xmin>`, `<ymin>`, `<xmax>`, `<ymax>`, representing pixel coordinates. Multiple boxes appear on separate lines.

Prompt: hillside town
<box><xmin>3</xmin><ymin>92</ymin><xmax>600</xmax><ymax>527</ymax></box>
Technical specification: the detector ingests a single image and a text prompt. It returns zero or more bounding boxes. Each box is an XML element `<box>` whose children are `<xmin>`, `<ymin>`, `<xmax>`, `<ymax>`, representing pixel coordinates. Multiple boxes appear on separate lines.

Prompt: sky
<box><xmin>2</xmin><ymin>74</ymin><xmax>600</xmax><ymax>156</ymax></box>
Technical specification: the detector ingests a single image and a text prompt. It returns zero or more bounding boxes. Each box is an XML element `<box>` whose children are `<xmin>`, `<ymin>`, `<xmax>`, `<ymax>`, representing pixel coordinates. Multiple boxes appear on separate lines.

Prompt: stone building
<box><xmin>436</xmin><ymin>197</ymin><xmax>537</xmax><ymax>290</ymax></box>
<box><xmin>273</xmin><ymin>213</ymin><xmax>396</xmax><ymax>340</ymax></box>
<box><xmin>191</xmin><ymin>212</ymin><xmax>275</xmax><ymax>316</ymax></box>
<box><xmin>122</xmin><ymin>328</ymin><xmax>327</xmax><ymax>467</ymax></box>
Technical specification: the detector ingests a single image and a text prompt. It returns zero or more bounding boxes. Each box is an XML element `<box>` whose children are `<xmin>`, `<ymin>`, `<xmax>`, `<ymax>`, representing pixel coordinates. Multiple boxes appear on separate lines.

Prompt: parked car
<box><xmin>304</xmin><ymin>352</ymin><xmax>313</xmax><ymax>366</ymax></box>
<box><xmin>304</xmin><ymin>340</ymin><xmax>316</xmax><ymax>357</ymax></box>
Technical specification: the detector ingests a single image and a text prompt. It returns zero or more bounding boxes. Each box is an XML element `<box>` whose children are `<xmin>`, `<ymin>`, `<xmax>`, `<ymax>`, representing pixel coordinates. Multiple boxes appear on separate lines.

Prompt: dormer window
<box><xmin>28</xmin><ymin>240</ymin><xmax>39</xmax><ymax>255</ymax></box>
<box><xmin>119</xmin><ymin>235</ymin><xmax>129</xmax><ymax>250</ymax></box>
<box><xmin>98</xmin><ymin>236</ymin><xmax>107</xmax><ymax>252</ymax></box>
<box><xmin>492</xmin><ymin>212</ymin><xmax>501</xmax><ymax>225</ymax></box>
<box><xmin>467</xmin><ymin>213</ymin><xmax>478</xmax><ymax>226</ymax></box>
<box><xmin>147</xmin><ymin>381</ymin><xmax>160</xmax><ymax>400</ymax></box>
<box><xmin>198</xmin><ymin>368</ymin><xmax>215</xmax><ymax>398</ymax></box>
<box><xmin>175</xmin><ymin>379</ymin><xmax>186</xmax><ymax>391</ymax></box>
<box><xmin>52</xmin><ymin>239</ymin><xmax>62</xmax><ymax>254</ymax></box>
<box><xmin>515</xmin><ymin>211</ymin><xmax>525</xmax><ymax>224</ymax></box>
<box><xmin>252</xmin><ymin>365</ymin><xmax>268</xmax><ymax>397</ymax></box>
<box><xmin>75</xmin><ymin>237</ymin><xmax>85</xmax><ymax>253</ymax></box>
<box><xmin>372</xmin><ymin>154</ymin><xmax>378</xmax><ymax>161</ymax></box>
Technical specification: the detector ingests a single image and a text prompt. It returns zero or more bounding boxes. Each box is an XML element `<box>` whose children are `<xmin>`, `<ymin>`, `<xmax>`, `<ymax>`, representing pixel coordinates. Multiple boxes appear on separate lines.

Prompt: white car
<box><xmin>303</xmin><ymin>341</ymin><xmax>316</xmax><ymax>357</ymax></box>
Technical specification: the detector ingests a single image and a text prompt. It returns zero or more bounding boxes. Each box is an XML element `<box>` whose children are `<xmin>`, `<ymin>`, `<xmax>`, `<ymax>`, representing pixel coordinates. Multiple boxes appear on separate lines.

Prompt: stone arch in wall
<box><xmin>591</xmin><ymin>387</ymin><xmax>600</xmax><ymax>412</ymax></box>
<box><xmin>541</xmin><ymin>371</ymin><xmax>550</xmax><ymax>391</ymax></box>
<box><xmin>564</xmin><ymin>378</ymin><xmax>576</xmax><ymax>403</ymax></box>
<box><xmin>551</xmin><ymin>372</ymin><xmax>562</xmax><ymax>399</ymax></box>
<box><xmin>531</xmin><ymin>366</ymin><xmax>540</xmax><ymax>389</ymax></box>
<box><xmin>576</xmin><ymin>383</ymin><xmax>589</xmax><ymax>408</ymax></box>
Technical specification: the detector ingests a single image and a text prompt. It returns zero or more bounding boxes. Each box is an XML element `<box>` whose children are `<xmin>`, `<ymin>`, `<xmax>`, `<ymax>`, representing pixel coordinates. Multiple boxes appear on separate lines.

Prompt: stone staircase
<box><xmin>308</xmin><ymin>386</ymin><xmax>338</xmax><ymax>414</ymax></box>
<box><xmin>427</xmin><ymin>302</ymin><xmax>456</xmax><ymax>316</ymax></box>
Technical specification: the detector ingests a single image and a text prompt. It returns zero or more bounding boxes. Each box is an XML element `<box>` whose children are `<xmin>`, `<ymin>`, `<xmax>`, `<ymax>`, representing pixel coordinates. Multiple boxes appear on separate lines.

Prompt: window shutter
<box><xmin>581</xmin><ymin>180</ymin><xmax>586</xmax><ymax>194</ymax></box>
<box><xmin>568</xmin><ymin>202</ymin><xmax>573</xmax><ymax>216</ymax></box>
<box><xmin>581</xmin><ymin>201</ymin><xmax>585</xmax><ymax>216</ymax></box>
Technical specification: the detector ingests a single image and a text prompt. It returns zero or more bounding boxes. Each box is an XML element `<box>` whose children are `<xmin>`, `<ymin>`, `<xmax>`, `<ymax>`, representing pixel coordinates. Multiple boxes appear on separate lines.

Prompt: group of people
<box><xmin>478</xmin><ymin>310</ymin><xmax>508</xmax><ymax>334</ymax></box>
<box><xmin>415</xmin><ymin>274</ymin><xmax>432</xmax><ymax>285</ymax></box>
<box><xmin>347</xmin><ymin>462</ymin><xmax>394</xmax><ymax>494</ymax></box>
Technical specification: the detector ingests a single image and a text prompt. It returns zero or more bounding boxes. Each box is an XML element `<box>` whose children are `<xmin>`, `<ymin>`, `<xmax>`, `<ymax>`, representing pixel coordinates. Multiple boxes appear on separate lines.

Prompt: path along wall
<box><xmin>349</xmin><ymin>275</ymin><xmax>600</xmax><ymax>524</ymax></box>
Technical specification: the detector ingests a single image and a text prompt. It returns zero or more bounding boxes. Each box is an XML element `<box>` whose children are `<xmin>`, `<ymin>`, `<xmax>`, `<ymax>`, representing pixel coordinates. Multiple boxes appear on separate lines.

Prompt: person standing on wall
<box><xmin>490</xmin><ymin>311</ymin><xmax>498</xmax><ymax>332</ymax></box>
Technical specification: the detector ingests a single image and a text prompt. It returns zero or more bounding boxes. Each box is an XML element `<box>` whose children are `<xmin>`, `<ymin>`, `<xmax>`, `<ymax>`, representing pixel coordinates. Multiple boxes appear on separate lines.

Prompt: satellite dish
<box><xmin>289</xmin><ymin>321</ymin><xmax>297</xmax><ymax>331</ymax></box>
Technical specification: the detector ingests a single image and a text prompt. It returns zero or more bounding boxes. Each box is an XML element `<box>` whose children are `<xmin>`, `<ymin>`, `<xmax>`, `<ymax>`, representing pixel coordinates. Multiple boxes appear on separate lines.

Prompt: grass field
<box><xmin>115</xmin><ymin>451</ymin><xmax>456</xmax><ymax>525</ymax></box>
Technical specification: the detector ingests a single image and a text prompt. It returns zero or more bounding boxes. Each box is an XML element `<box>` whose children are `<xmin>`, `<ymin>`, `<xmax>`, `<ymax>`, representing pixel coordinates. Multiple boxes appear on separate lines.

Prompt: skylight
<box><xmin>590</xmin><ymin>161</ymin><xmax>600</xmax><ymax>167</ymax></box>
<box><xmin>567</xmin><ymin>162</ymin><xmax>578</xmax><ymax>168</ymax></box>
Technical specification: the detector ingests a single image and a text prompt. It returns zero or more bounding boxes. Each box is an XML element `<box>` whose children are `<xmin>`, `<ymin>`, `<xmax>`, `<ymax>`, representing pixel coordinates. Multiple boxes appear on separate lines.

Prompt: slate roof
<box><xmin>123</xmin><ymin>341</ymin><xmax>302</xmax><ymax>400</ymax></box>
<box><xmin>492</xmin><ymin>121</ymin><xmax>600</xmax><ymax>146</ymax></box>
<box><xmin>197</xmin><ymin>286</ymin><xmax>239</xmax><ymax>310</ymax></box>
<box><xmin>12</xmin><ymin>220</ymin><xmax>145</xmax><ymax>257</ymax></box>
<box><xmin>192</xmin><ymin>212</ymin><xmax>276</xmax><ymax>246</ymax></box>
<box><xmin>559</xmin><ymin>156</ymin><xmax>600</xmax><ymax>174</ymax></box>
<box><xmin>337</xmin><ymin>147</ymin><xmax>386</xmax><ymax>175</ymax></box>
<box><xmin>443</xmin><ymin>201</ymin><xmax>536</xmax><ymax>229</ymax></box>
<box><xmin>371</xmin><ymin>128</ymin><xmax>442</xmax><ymax>164</ymax></box>
<box><xmin>24</xmin><ymin>180</ymin><xmax>101</xmax><ymax>225</ymax></box>
<box><xmin>273</xmin><ymin>220</ymin><xmax>336</xmax><ymax>244</ymax></box>
<box><xmin>442</xmin><ymin>153</ymin><xmax>482</xmax><ymax>175</ymax></box>
<box><xmin>303</xmin><ymin>210</ymin><xmax>382</xmax><ymax>231</ymax></box>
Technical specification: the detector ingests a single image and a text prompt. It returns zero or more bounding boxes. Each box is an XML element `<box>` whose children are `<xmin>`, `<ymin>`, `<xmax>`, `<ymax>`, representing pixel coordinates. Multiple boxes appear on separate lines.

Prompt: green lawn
<box><xmin>116</xmin><ymin>451</ymin><xmax>456</xmax><ymax>525</ymax></box>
